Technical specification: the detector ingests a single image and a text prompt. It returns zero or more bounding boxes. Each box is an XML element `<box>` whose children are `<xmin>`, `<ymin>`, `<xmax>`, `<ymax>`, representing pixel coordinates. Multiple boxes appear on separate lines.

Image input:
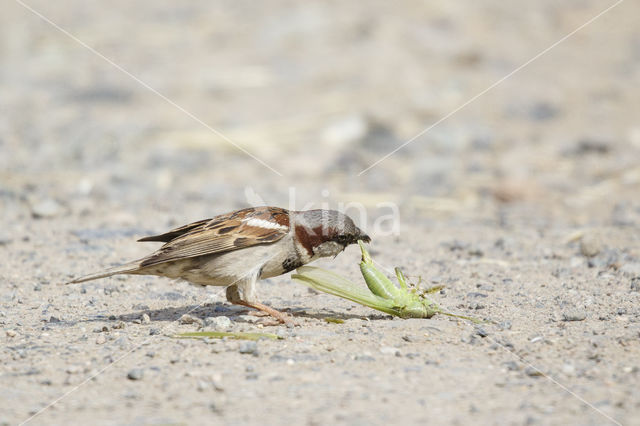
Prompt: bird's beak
<box><xmin>357</xmin><ymin>228</ymin><xmax>371</xmax><ymax>243</ymax></box>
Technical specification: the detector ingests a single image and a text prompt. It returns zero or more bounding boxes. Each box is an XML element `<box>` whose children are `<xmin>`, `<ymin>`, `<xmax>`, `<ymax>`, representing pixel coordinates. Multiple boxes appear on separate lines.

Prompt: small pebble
<box><xmin>31</xmin><ymin>198</ymin><xmax>62</xmax><ymax>218</ymax></box>
<box><xmin>354</xmin><ymin>354</ymin><xmax>376</xmax><ymax>362</ymax></box>
<box><xmin>66</xmin><ymin>365</ymin><xmax>82</xmax><ymax>374</ymax></box>
<box><xmin>321</xmin><ymin>114</ymin><xmax>368</xmax><ymax>147</ymax></box>
<box><xmin>498</xmin><ymin>321</ymin><xmax>512</xmax><ymax>330</ymax></box>
<box><xmin>467</xmin><ymin>292</ymin><xmax>488</xmax><ymax>298</ymax></box>
<box><xmin>274</xmin><ymin>328</ymin><xmax>288</xmax><ymax>339</ymax></box>
<box><xmin>469</xmin><ymin>302</ymin><xmax>485</xmax><ymax>310</ymax></box>
<box><xmin>6</xmin><ymin>330</ymin><xmax>17</xmax><ymax>337</ymax></box>
<box><xmin>476</xmin><ymin>283</ymin><xmax>495</xmax><ymax>292</ymax></box>
<box><xmin>621</xmin><ymin>262</ymin><xmax>640</xmax><ymax>276</ymax></box>
<box><xmin>562</xmin><ymin>310</ymin><xmax>587</xmax><ymax>322</ymax></box>
<box><xmin>468</xmin><ymin>248</ymin><xmax>484</xmax><ymax>257</ymax></box>
<box><xmin>141</xmin><ymin>314</ymin><xmax>151</xmax><ymax>324</ymax></box>
<box><xmin>525</xmin><ymin>367</ymin><xmax>544</xmax><ymax>377</ymax></box>
<box><xmin>475</xmin><ymin>328</ymin><xmax>488</xmax><ymax>338</ymax></box>
<box><xmin>204</xmin><ymin>316</ymin><xmax>232</xmax><ymax>330</ymax></box>
<box><xmin>114</xmin><ymin>336</ymin><xmax>129</xmax><ymax>347</ymax></box>
<box><xmin>127</xmin><ymin>368</ymin><xmax>144</xmax><ymax>380</ymax></box>
<box><xmin>379</xmin><ymin>346</ymin><xmax>400</xmax><ymax>356</ymax></box>
<box><xmin>238</xmin><ymin>341</ymin><xmax>258</xmax><ymax>355</ymax></box>
<box><xmin>569</xmin><ymin>257</ymin><xmax>584</xmax><ymax>268</ymax></box>
<box><xmin>580</xmin><ymin>234</ymin><xmax>601</xmax><ymax>258</ymax></box>
<box><xmin>132</xmin><ymin>304</ymin><xmax>150</xmax><ymax>310</ymax></box>
<box><xmin>237</xmin><ymin>315</ymin><xmax>260</xmax><ymax>324</ymax></box>
<box><xmin>179</xmin><ymin>314</ymin><xmax>202</xmax><ymax>325</ymax></box>
<box><xmin>573</xmin><ymin>138</ymin><xmax>610</xmax><ymax>155</ymax></box>
<box><xmin>0</xmin><ymin>233</ymin><xmax>12</xmax><ymax>246</ymax></box>
<box><xmin>504</xmin><ymin>361</ymin><xmax>519</xmax><ymax>371</ymax></box>
<box><xmin>529</xmin><ymin>102</ymin><xmax>559</xmax><ymax>121</ymax></box>
<box><xmin>95</xmin><ymin>335</ymin><xmax>106</xmax><ymax>344</ymax></box>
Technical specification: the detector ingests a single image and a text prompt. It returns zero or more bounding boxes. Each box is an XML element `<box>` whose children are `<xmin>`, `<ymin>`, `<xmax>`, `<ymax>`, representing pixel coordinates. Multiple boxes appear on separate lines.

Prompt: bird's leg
<box><xmin>226</xmin><ymin>280</ymin><xmax>291</xmax><ymax>324</ymax></box>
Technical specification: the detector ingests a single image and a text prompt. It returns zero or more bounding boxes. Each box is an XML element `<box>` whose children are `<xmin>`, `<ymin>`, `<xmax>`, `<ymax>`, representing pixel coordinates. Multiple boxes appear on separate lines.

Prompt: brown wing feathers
<box><xmin>138</xmin><ymin>207</ymin><xmax>290</xmax><ymax>268</ymax></box>
<box><xmin>137</xmin><ymin>219</ymin><xmax>210</xmax><ymax>243</ymax></box>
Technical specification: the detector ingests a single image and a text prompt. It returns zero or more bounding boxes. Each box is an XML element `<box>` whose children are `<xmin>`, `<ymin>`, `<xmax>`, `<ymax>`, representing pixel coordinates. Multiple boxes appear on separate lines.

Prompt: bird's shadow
<box><xmin>77</xmin><ymin>302</ymin><xmax>389</xmax><ymax>324</ymax></box>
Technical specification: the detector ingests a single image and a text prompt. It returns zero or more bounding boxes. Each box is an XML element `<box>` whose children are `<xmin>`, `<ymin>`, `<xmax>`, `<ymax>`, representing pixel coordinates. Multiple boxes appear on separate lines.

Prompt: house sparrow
<box><xmin>68</xmin><ymin>206</ymin><xmax>370</xmax><ymax>323</ymax></box>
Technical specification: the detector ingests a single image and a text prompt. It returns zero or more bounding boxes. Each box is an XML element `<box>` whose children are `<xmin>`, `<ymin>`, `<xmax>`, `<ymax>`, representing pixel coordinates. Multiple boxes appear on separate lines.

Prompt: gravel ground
<box><xmin>2</xmin><ymin>1</ymin><xmax>640</xmax><ymax>425</ymax></box>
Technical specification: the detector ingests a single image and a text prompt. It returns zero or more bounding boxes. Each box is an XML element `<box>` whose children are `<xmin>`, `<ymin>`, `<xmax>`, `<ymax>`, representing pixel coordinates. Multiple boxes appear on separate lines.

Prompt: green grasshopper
<box><xmin>293</xmin><ymin>241</ymin><xmax>482</xmax><ymax>322</ymax></box>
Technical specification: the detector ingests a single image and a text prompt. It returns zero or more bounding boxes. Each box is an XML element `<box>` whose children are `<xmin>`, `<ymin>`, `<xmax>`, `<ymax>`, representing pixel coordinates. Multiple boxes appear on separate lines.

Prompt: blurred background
<box><xmin>2</xmin><ymin>2</ymin><xmax>640</xmax><ymax>424</ymax></box>
<box><xmin>2</xmin><ymin>0</ymin><xmax>639</xmax><ymax>235</ymax></box>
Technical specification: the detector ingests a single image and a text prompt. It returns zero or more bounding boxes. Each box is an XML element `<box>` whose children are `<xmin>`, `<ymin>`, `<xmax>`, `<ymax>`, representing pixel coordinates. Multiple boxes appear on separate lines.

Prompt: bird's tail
<box><xmin>66</xmin><ymin>260</ymin><xmax>142</xmax><ymax>284</ymax></box>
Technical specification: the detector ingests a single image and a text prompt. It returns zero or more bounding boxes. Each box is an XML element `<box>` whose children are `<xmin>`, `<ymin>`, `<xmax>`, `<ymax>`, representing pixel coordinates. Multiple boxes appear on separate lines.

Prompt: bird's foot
<box><xmin>233</xmin><ymin>300</ymin><xmax>293</xmax><ymax>326</ymax></box>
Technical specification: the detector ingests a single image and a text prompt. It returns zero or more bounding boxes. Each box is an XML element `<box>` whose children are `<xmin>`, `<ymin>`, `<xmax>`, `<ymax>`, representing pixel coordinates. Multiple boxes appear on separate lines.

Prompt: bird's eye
<box><xmin>335</xmin><ymin>235</ymin><xmax>350</xmax><ymax>244</ymax></box>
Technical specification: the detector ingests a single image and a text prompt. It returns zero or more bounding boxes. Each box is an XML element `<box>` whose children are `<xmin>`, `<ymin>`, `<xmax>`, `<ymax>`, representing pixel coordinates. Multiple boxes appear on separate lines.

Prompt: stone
<box><xmin>354</xmin><ymin>354</ymin><xmax>376</xmax><ymax>362</ymax></box>
<box><xmin>379</xmin><ymin>346</ymin><xmax>400</xmax><ymax>356</ymax></box>
<box><xmin>580</xmin><ymin>234</ymin><xmax>601</xmax><ymax>258</ymax></box>
<box><xmin>238</xmin><ymin>341</ymin><xmax>258</xmax><ymax>355</ymax></box>
<box><xmin>0</xmin><ymin>233</ymin><xmax>12</xmax><ymax>246</ymax></box>
<box><xmin>66</xmin><ymin>365</ymin><xmax>82</xmax><ymax>374</ymax></box>
<box><xmin>127</xmin><ymin>368</ymin><xmax>144</xmax><ymax>380</ymax></box>
<box><xmin>562</xmin><ymin>364</ymin><xmax>576</xmax><ymax>375</ymax></box>
<box><xmin>475</xmin><ymin>328</ymin><xmax>489</xmax><ymax>338</ymax></box>
<box><xmin>179</xmin><ymin>314</ymin><xmax>202</xmax><ymax>325</ymax></box>
<box><xmin>498</xmin><ymin>321</ymin><xmax>512</xmax><ymax>330</ymax></box>
<box><xmin>528</xmin><ymin>102</ymin><xmax>559</xmax><ymax>121</ymax></box>
<box><xmin>31</xmin><ymin>199</ymin><xmax>62</xmax><ymax>219</ymax></box>
<box><xmin>504</xmin><ymin>361</ymin><xmax>519</xmax><ymax>371</ymax></box>
<box><xmin>321</xmin><ymin>115</ymin><xmax>368</xmax><ymax>147</ymax></box>
<box><xmin>237</xmin><ymin>315</ymin><xmax>260</xmax><ymax>324</ymax></box>
<box><xmin>562</xmin><ymin>310</ymin><xmax>586</xmax><ymax>322</ymax></box>
<box><xmin>204</xmin><ymin>316</ymin><xmax>232</xmax><ymax>330</ymax></box>
<box><xmin>525</xmin><ymin>367</ymin><xmax>544</xmax><ymax>377</ymax></box>
<box><xmin>621</xmin><ymin>262</ymin><xmax>640</xmax><ymax>277</ymax></box>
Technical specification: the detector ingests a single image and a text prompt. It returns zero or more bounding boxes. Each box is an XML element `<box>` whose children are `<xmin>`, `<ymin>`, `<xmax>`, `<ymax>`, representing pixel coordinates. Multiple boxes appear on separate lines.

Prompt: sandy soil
<box><xmin>2</xmin><ymin>1</ymin><xmax>640</xmax><ymax>425</ymax></box>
